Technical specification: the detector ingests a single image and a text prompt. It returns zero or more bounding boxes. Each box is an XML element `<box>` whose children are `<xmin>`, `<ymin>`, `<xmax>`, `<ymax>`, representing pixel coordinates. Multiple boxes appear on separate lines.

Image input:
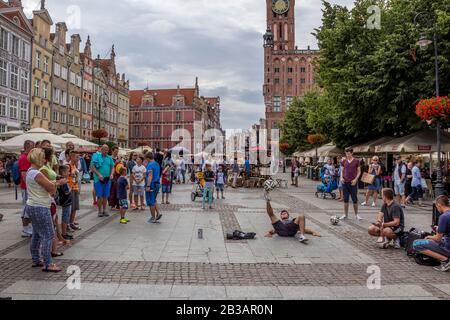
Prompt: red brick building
<box><xmin>129</xmin><ymin>78</ymin><xmax>222</xmax><ymax>151</ymax></box>
<box><xmin>263</xmin><ymin>0</ymin><xmax>320</xmax><ymax>134</ymax></box>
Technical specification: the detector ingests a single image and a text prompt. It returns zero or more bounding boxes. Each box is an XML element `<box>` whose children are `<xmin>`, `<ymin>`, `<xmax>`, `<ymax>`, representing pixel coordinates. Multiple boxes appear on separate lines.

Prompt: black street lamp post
<box><xmin>414</xmin><ymin>12</ymin><xmax>444</xmax><ymax>198</ymax></box>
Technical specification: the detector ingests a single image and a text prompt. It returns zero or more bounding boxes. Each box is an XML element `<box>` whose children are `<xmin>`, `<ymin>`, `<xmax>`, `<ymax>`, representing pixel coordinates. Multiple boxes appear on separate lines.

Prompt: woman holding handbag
<box><xmin>361</xmin><ymin>156</ymin><xmax>382</xmax><ymax>207</ymax></box>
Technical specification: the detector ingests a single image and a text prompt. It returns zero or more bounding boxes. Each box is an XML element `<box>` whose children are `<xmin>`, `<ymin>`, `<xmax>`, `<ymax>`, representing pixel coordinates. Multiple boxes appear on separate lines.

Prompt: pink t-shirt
<box><xmin>18</xmin><ymin>152</ymin><xmax>30</xmax><ymax>190</ymax></box>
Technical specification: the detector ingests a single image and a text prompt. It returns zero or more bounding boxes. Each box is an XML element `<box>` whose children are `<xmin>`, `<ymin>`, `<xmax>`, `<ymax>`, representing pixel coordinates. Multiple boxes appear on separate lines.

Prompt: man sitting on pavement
<box><xmin>413</xmin><ymin>195</ymin><xmax>450</xmax><ymax>272</ymax></box>
<box><xmin>368</xmin><ymin>188</ymin><xmax>405</xmax><ymax>249</ymax></box>
<box><xmin>265</xmin><ymin>199</ymin><xmax>321</xmax><ymax>244</ymax></box>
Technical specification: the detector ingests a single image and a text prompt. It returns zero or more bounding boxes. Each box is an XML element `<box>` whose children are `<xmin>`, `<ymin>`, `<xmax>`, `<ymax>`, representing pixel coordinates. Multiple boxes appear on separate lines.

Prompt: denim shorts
<box><xmin>342</xmin><ymin>182</ymin><xmax>358</xmax><ymax>204</ymax></box>
<box><xmin>161</xmin><ymin>184</ymin><xmax>172</xmax><ymax>194</ymax></box>
<box><xmin>413</xmin><ymin>239</ymin><xmax>450</xmax><ymax>258</ymax></box>
<box><xmin>394</xmin><ymin>183</ymin><xmax>405</xmax><ymax>196</ymax></box>
<box><xmin>216</xmin><ymin>183</ymin><xmax>224</xmax><ymax>191</ymax></box>
<box><xmin>146</xmin><ymin>183</ymin><xmax>160</xmax><ymax>206</ymax></box>
<box><xmin>132</xmin><ymin>185</ymin><xmax>145</xmax><ymax>196</ymax></box>
<box><xmin>61</xmin><ymin>206</ymin><xmax>71</xmax><ymax>224</ymax></box>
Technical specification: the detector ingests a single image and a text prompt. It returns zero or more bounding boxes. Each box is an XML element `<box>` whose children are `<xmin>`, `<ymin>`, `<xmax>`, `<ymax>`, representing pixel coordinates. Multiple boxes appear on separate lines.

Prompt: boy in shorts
<box><xmin>132</xmin><ymin>156</ymin><xmax>146</xmax><ymax>210</ymax></box>
<box><xmin>216</xmin><ymin>165</ymin><xmax>225</xmax><ymax>199</ymax></box>
<box><xmin>117</xmin><ymin>167</ymin><xmax>130</xmax><ymax>224</ymax></box>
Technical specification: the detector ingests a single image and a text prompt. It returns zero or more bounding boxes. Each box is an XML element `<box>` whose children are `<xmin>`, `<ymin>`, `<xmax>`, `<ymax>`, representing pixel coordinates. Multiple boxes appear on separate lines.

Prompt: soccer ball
<box><xmin>264</xmin><ymin>179</ymin><xmax>277</xmax><ymax>192</ymax></box>
<box><xmin>330</xmin><ymin>216</ymin><xmax>340</xmax><ymax>226</ymax></box>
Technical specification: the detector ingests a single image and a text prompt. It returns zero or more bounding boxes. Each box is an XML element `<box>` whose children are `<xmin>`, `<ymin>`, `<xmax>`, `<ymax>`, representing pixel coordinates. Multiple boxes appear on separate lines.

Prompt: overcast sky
<box><xmin>22</xmin><ymin>0</ymin><xmax>355</xmax><ymax>130</ymax></box>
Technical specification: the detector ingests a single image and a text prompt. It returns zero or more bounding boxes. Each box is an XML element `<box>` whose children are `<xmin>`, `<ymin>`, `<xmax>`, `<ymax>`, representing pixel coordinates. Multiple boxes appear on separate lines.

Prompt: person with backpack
<box><xmin>19</xmin><ymin>140</ymin><xmax>35</xmax><ymax>238</ymax></box>
<box><xmin>4</xmin><ymin>156</ymin><xmax>14</xmax><ymax>188</ymax></box>
<box><xmin>413</xmin><ymin>195</ymin><xmax>450</xmax><ymax>272</ymax></box>
<box><xmin>393</xmin><ymin>155</ymin><xmax>407</xmax><ymax>208</ymax></box>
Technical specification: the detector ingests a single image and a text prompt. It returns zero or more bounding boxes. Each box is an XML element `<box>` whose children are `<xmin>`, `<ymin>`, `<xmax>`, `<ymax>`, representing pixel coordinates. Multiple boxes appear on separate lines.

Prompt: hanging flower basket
<box><xmin>416</xmin><ymin>96</ymin><xmax>450</xmax><ymax>124</ymax></box>
<box><xmin>307</xmin><ymin>134</ymin><xmax>325</xmax><ymax>145</ymax></box>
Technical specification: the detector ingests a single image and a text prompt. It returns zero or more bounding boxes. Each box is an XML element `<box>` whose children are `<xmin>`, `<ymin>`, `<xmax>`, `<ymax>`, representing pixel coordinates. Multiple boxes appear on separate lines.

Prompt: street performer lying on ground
<box><xmin>265</xmin><ymin>199</ymin><xmax>321</xmax><ymax>244</ymax></box>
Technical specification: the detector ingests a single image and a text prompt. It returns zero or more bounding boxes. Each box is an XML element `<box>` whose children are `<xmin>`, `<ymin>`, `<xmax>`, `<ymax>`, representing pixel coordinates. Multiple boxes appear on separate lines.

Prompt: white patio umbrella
<box><xmin>0</xmin><ymin>128</ymin><xmax>65</xmax><ymax>153</ymax></box>
<box><xmin>131</xmin><ymin>146</ymin><xmax>153</xmax><ymax>154</ymax></box>
<box><xmin>60</xmin><ymin>134</ymin><xmax>99</xmax><ymax>153</ymax></box>
<box><xmin>0</xmin><ymin>130</ymin><xmax>24</xmax><ymax>140</ymax></box>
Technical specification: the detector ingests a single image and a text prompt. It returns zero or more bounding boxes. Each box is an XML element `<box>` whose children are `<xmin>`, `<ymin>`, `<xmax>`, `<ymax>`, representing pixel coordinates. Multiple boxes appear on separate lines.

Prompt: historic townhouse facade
<box><xmin>66</xmin><ymin>33</ymin><xmax>82</xmax><ymax>137</ymax></box>
<box><xmin>97</xmin><ymin>47</ymin><xmax>119</xmax><ymax>143</ymax></box>
<box><xmin>30</xmin><ymin>1</ymin><xmax>52</xmax><ymax>130</ymax></box>
<box><xmin>117</xmin><ymin>73</ymin><xmax>129</xmax><ymax>148</ymax></box>
<box><xmin>80</xmin><ymin>36</ymin><xmax>93</xmax><ymax>141</ymax></box>
<box><xmin>263</xmin><ymin>0</ymin><xmax>320</xmax><ymax>135</ymax></box>
<box><xmin>129</xmin><ymin>79</ymin><xmax>223</xmax><ymax>151</ymax></box>
<box><xmin>49</xmin><ymin>22</ymin><xmax>69</xmax><ymax>134</ymax></box>
<box><xmin>92</xmin><ymin>54</ymin><xmax>107</xmax><ymax>134</ymax></box>
<box><xmin>0</xmin><ymin>0</ymin><xmax>33</xmax><ymax>133</ymax></box>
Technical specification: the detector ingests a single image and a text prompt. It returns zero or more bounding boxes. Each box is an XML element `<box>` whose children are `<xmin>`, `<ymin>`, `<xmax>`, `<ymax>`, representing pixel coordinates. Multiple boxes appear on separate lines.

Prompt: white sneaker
<box><xmin>21</xmin><ymin>230</ymin><xmax>31</xmax><ymax>238</ymax></box>
<box><xmin>394</xmin><ymin>238</ymin><xmax>401</xmax><ymax>249</ymax></box>
<box><xmin>294</xmin><ymin>233</ymin><xmax>309</xmax><ymax>244</ymax></box>
<box><xmin>371</xmin><ymin>202</ymin><xmax>376</xmax><ymax>207</ymax></box>
<box><xmin>361</xmin><ymin>202</ymin><xmax>367</xmax><ymax>206</ymax></box>
<box><xmin>26</xmin><ymin>225</ymin><xmax>33</xmax><ymax>234</ymax></box>
<box><xmin>356</xmin><ymin>214</ymin><xmax>363</xmax><ymax>221</ymax></box>
<box><xmin>339</xmin><ymin>215</ymin><xmax>348</xmax><ymax>221</ymax></box>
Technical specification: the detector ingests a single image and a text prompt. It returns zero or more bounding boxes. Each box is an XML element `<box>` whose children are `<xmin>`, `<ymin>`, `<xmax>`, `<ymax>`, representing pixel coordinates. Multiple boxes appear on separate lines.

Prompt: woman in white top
<box><xmin>26</xmin><ymin>148</ymin><xmax>67</xmax><ymax>273</ymax></box>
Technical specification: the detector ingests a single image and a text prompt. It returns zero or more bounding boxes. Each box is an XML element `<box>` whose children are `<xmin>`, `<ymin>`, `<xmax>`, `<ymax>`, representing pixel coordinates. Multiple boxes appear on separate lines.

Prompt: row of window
<box><xmin>0</xmin><ymin>59</ymin><xmax>29</xmax><ymax>93</ymax></box>
<box><xmin>35</xmin><ymin>51</ymin><xmax>50</xmax><ymax>73</ymax></box>
<box><xmin>273</xmin><ymin>67</ymin><xmax>307</xmax><ymax>73</ymax></box>
<box><xmin>53</xmin><ymin>62</ymin><xmax>82</xmax><ymax>87</ymax></box>
<box><xmin>132</xmin><ymin>125</ymin><xmax>184</xmax><ymax>138</ymax></box>
<box><xmin>133</xmin><ymin>111</ymin><xmax>183</xmax><ymax>122</ymax></box>
<box><xmin>272</xmin><ymin>96</ymin><xmax>294</xmax><ymax>112</ymax></box>
<box><xmin>0</xmin><ymin>95</ymin><xmax>28</xmax><ymax>121</ymax></box>
<box><xmin>52</xmin><ymin>88</ymin><xmax>84</xmax><ymax>111</ymax></box>
<box><xmin>51</xmin><ymin>111</ymin><xmax>81</xmax><ymax>127</ymax></box>
<box><xmin>0</xmin><ymin>28</ymin><xmax>31</xmax><ymax>62</ymax></box>
<box><xmin>270</xmin><ymin>78</ymin><xmax>307</xmax><ymax>85</ymax></box>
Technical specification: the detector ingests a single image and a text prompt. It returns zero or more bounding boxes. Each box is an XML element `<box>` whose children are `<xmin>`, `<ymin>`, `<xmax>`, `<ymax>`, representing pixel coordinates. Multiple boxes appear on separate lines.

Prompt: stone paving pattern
<box><xmin>0</xmin><ymin>175</ymin><xmax>449</xmax><ymax>300</ymax></box>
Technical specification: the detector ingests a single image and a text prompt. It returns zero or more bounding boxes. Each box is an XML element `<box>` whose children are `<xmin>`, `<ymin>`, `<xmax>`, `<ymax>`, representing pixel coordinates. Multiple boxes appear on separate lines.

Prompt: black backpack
<box><xmin>413</xmin><ymin>253</ymin><xmax>442</xmax><ymax>267</ymax></box>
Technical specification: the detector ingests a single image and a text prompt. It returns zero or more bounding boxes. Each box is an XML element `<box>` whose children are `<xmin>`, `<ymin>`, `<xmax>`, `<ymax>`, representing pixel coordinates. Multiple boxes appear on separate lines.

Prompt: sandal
<box><xmin>51</xmin><ymin>252</ymin><xmax>64</xmax><ymax>258</ymax></box>
<box><xmin>42</xmin><ymin>264</ymin><xmax>62</xmax><ymax>273</ymax></box>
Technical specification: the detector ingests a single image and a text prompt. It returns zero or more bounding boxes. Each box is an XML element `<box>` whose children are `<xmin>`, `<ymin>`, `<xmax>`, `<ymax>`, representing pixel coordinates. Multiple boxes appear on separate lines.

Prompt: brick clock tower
<box><xmin>263</xmin><ymin>0</ymin><xmax>320</xmax><ymax>136</ymax></box>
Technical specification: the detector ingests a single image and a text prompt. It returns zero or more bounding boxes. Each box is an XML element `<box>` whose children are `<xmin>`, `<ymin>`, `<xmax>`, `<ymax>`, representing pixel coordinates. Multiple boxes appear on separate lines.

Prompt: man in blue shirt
<box><xmin>145</xmin><ymin>152</ymin><xmax>162</xmax><ymax>224</ymax></box>
<box><xmin>406</xmin><ymin>161</ymin><xmax>424</xmax><ymax>207</ymax></box>
<box><xmin>90</xmin><ymin>145</ymin><xmax>115</xmax><ymax>217</ymax></box>
<box><xmin>244</xmin><ymin>157</ymin><xmax>251</xmax><ymax>181</ymax></box>
<box><xmin>413</xmin><ymin>195</ymin><xmax>450</xmax><ymax>272</ymax></box>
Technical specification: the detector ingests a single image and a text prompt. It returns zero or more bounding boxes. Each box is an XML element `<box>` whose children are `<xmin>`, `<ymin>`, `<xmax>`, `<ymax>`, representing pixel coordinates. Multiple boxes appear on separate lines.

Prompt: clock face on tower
<box><xmin>272</xmin><ymin>0</ymin><xmax>290</xmax><ymax>15</ymax></box>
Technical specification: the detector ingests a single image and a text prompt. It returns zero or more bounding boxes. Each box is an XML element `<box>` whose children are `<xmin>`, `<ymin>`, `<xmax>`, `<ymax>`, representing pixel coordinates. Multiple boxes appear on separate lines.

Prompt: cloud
<box><xmin>22</xmin><ymin>0</ymin><xmax>355</xmax><ymax>129</ymax></box>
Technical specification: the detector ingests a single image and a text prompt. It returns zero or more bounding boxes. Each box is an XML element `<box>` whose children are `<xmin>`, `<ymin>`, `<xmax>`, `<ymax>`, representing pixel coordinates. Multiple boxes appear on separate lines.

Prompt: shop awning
<box><xmin>294</xmin><ymin>143</ymin><xmax>344</xmax><ymax>158</ymax></box>
<box><xmin>374</xmin><ymin>130</ymin><xmax>450</xmax><ymax>153</ymax></box>
<box><xmin>352</xmin><ymin>137</ymin><xmax>393</xmax><ymax>154</ymax></box>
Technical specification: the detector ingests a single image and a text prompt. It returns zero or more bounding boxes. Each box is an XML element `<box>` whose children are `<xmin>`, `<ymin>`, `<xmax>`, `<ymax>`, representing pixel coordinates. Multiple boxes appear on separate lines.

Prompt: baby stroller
<box><xmin>315</xmin><ymin>167</ymin><xmax>338</xmax><ymax>199</ymax></box>
<box><xmin>191</xmin><ymin>170</ymin><xmax>205</xmax><ymax>202</ymax></box>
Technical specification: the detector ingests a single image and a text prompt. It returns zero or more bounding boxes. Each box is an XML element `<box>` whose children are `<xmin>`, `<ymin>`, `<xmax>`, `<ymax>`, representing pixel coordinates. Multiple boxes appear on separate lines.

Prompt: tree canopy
<box><xmin>281</xmin><ymin>0</ymin><xmax>450</xmax><ymax>153</ymax></box>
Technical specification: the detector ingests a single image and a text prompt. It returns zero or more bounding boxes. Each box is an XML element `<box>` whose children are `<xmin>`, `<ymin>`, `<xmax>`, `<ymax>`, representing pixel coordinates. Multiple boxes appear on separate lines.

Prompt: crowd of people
<box><xmin>1</xmin><ymin>140</ymin><xmax>258</xmax><ymax>272</ymax></box>
<box><xmin>2</xmin><ymin>139</ymin><xmax>448</xmax><ymax>273</ymax></box>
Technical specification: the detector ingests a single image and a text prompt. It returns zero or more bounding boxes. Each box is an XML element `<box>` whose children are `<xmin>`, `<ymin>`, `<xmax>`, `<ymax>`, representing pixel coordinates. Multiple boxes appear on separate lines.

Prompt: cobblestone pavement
<box><xmin>0</xmin><ymin>176</ymin><xmax>449</xmax><ymax>300</ymax></box>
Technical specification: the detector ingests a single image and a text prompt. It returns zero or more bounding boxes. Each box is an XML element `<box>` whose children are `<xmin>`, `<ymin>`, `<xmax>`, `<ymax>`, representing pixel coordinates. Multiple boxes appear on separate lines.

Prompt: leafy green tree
<box><xmin>302</xmin><ymin>0</ymin><xmax>450</xmax><ymax>147</ymax></box>
<box><xmin>280</xmin><ymin>97</ymin><xmax>312</xmax><ymax>155</ymax></box>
